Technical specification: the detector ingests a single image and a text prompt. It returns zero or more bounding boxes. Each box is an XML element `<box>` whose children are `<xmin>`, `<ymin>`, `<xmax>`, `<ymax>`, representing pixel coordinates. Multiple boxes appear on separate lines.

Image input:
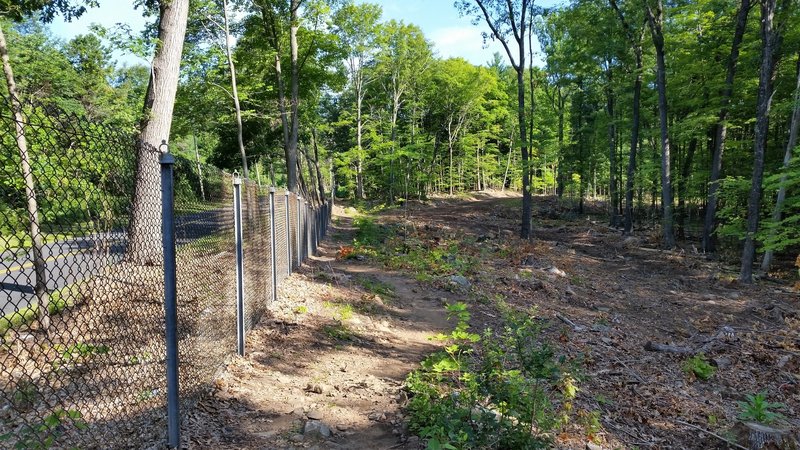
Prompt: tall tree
<box><xmin>740</xmin><ymin>0</ymin><xmax>785</xmax><ymax>282</ymax></box>
<box><xmin>457</xmin><ymin>0</ymin><xmax>535</xmax><ymax>239</ymax></box>
<box><xmin>0</xmin><ymin>0</ymin><xmax>97</xmax><ymax>330</ymax></box>
<box><xmin>333</xmin><ymin>1</ymin><xmax>382</xmax><ymax>199</ymax></box>
<box><xmin>645</xmin><ymin>0</ymin><xmax>676</xmax><ymax>249</ymax></box>
<box><xmin>128</xmin><ymin>0</ymin><xmax>190</xmax><ymax>262</ymax></box>
<box><xmin>761</xmin><ymin>52</ymin><xmax>800</xmax><ymax>273</ymax></box>
<box><xmin>701</xmin><ymin>0</ymin><xmax>752</xmax><ymax>253</ymax></box>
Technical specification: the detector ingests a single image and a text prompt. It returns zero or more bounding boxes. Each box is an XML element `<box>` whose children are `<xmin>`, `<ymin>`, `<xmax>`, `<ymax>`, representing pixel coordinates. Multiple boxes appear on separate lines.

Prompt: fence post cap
<box><xmin>270</xmin><ymin>186</ymin><xmax>276</xmax><ymax>193</ymax></box>
<box><xmin>232</xmin><ymin>170</ymin><xmax>242</xmax><ymax>185</ymax></box>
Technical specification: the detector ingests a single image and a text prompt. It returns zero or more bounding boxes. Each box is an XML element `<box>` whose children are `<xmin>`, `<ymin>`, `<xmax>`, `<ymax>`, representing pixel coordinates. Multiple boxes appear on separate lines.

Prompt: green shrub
<box><xmin>737</xmin><ymin>392</ymin><xmax>786</xmax><ymax>424</ymax></box>
<box><xmin>405</xmin><ymin>303</ymin><xmax>574</xmax><ymax>449</ymax></box>
<box><xmin>682</xmin><ymin>354</ymin><xmax>716</xmax><ymax>380</ymax></box>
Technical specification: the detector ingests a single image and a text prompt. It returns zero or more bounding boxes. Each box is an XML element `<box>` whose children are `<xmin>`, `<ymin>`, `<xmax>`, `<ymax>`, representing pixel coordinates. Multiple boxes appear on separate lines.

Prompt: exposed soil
<box><xmin>185</xmin><ymin>192</ymin><xmax>799</xmax><ymax>450</ymax></box>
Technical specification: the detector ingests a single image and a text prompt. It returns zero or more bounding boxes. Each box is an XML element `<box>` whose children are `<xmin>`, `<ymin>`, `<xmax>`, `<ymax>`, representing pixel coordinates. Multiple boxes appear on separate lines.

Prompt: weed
<box><xmin>405</xmin><ymin>303</ymin><xmax>575</xmax><ymax>449</ymax></box>
<box><xmin>682</xmin><ymin>354</ymin><xmax>715</xmax><ymax>380</ymax></box>
<box><xmin>322</xmin><ymin>322</ymin><xmax>352</xmax><ymax>341</ymax></box>
<box><xmin>52</xmin><ymin>342</ymin><xmax>110</xmax><ymax>370</ymax></box>
<box><xmin>356</xmin><ymin>276</ymin><xmax>394</xmax><ymax>298</ymax></box>
<box><xmin>577</xmin><ymin>410</ymin><xmax>603</xmax><ymax>444</ymax></box>
<box><xmin>294</xmin><ymin>305</ymin><xmax>308</xmax><ymax>314</ymax></box>
<box><xmin>737</xmin><ymin>392</ymin><xmax>786</xmax><ymax>424</ymax></box>
<box><xmin>0</xmin><ymin>408</ymin><xmax>86</xmax><ymax>449</ymax></box>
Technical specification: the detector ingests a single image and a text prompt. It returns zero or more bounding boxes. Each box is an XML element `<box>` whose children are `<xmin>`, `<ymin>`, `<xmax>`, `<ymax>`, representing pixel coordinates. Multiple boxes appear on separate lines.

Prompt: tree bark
<box><xmin>759</xmin><ymin>52</ymin><xmax>799</xmax><ymax>274</ymax></box>
<box><xmin>740</xmin><ymin>0</ymin><xmax>779</xmax><ymax>283</ymax></box>
<box><xmin>0</xmin><ymin>24</ymin><xmax>50</xmax><ymax>329</ymax></box>
<box><xmin>311</xmin><ymin>127</ymin><xmax>326</xmax><ymax>203</ymax></box>
<box><xmin>222</xmin><ymin>0</ymin><xmax>248</xmax><ymax>178</ymax></box>
<box><xmin>606</xmin><ymin>66</ymin><xmax>619</xmax><ymax>227</ymax></box>
<box><xmin>287</xmin><ymin>0</ymin><xmax>300</xmax><ymax>193</ymax></box>
<box><xmin>702</xmin><ymin>0</ymin><xmax>751</xmax><ymax>253</ymax></box>
<box><xmin>472</xmin><ymin>0</ymin><xmax>532</xmax><ymax>239</ymax></box>
<box><xmin>646</xmin><ymin>0</ymin><xmax>676</xmax><ymax>249</ymax></box>
<box><xmin>128</xmin><ymin>0</ymin><xmax>189</xmax><ymax>264</ymax></box>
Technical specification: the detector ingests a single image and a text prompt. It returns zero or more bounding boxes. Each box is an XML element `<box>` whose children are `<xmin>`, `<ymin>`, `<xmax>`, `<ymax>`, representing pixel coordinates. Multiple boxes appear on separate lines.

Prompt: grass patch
<box><xmin>322</xmin><ymin>322</ymin><xmax>353</xmax><ymax>341</ymax></box>
<box><xmin>355</xmin><ymin>276</ymin><xmax>395</xmax><ymax>298</ymax></box>
<box><xmin>0</xmin><ymin>282</ymin><xmax>82</xmax><ymax>337</ymax></box>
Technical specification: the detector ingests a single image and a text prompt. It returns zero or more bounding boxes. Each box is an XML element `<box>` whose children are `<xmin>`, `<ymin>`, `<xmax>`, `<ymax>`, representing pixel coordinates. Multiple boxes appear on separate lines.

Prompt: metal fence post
<box><xmin>269</xmin><ymin>187</ymin><xmax>277</xmax><ymax>303</ymax></box>
<box><xmin>285</xmin><ymin>191</ymin><xmax>291</xmax><ymax>275</ymax></box>
<box><xmin>232</xmin><ymin>173</ymin><xmax>245</xmax><ymax>356</ymax></box>
<box><xmin>306</xmin><ymin>201</ymin><xmax>313</xmax><ymax>257</ymax></box>
<box><xmin>296</xmin><ymin>195</ymin><xmax>302</xmax><ymax>266</ymax></box>
<box><xmin>159</xmin><ymin>145</ymin><xmax>180</xmax><ymax>449</ymax></box>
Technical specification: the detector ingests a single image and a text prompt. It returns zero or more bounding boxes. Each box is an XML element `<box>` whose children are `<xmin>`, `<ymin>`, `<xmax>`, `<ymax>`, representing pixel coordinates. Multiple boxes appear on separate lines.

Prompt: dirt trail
<box><xmin>184</xmin><ymin>193</ymin><xmax>798</xmax><ymax>450</ymax></box>
<box><xmin>182</xmin><ymin>208</ymin><xmax>451</xmax><ymax>449</ymax></box>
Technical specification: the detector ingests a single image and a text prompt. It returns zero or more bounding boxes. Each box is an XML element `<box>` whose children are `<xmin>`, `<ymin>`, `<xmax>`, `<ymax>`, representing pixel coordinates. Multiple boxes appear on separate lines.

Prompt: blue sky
<box><xmin>50</xmin><ymin>0</ymin><xmax>560</xmax><ymax>67</ymax></box>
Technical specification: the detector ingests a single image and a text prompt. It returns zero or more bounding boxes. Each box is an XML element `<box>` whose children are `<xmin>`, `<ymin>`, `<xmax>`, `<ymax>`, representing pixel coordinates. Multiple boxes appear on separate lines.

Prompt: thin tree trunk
<box><xmin>287</xmin><ymin>0</ymin><xmax>300</xmax><ymax>192</ymax></box>
<box><xmin>128</xmin><ymin>0</ymin><xmax>189</xmax><ymax>264</ymax></box>
<box><xmin>0</xmin><ymin>25</ymin><xmax>50</xmax><ymax>330</ymax></box>
<box><xmin>355</xmin><ymin>82</ymin><xmax>365</xmax><ymax>200</ymax></box>
<box><xmin>647</xmin><ymin>0</ymin><xmax>676</xmax><ymax>249</ymax></box>
<box><xmin>677</xmin><ymin>138</ymin><xmax>698</xmax><ymax>239</ymax></box>
<box><xmin>702</xmin><ymin>0</ymin><xmax>751</xmax><ymax>253</ymax></box>
<box><xmin>760</xmin><ymin>52</ymin><xmax>799</xmax><ymax>274</ymax></box>
<box><xmin>740</xmin><ymin>0</ymin><xmax>780</xmax><ymax>283</ymax></box>
<box><xmin>502</xmin><ymin>130</ymin><xmax>513</xmax><ymax>191</ymax></box>
<box><xmin>311</xmin><ymin>127</ymin><xmax>326</xmax><ymax>203</ymax></box>
<box><xmin>193</xmin><ymin>133</ymin><xmax>205</xmax><ymax>201</ymax></box>
<box><xmin>607</xmin><ymin>66</ymin><xmax>619</xmax><ymax>227</ymax></box>
<box><xmin>222</xmin><ymin>0</ymin><xmax>248</xmax><ymax>178</ymax></box>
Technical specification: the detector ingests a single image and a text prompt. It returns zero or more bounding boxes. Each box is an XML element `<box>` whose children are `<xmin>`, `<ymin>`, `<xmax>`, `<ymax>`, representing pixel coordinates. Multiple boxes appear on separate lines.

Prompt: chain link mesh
<box><xmin>1</xmin><ymin>97</ymin><xmax>330</xmax><ymax>448</ymax></box>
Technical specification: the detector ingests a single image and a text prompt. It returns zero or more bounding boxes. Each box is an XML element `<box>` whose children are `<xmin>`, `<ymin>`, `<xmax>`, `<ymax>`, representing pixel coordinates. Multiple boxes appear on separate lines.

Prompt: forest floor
<box><xmin>184</xmin><ymin>191</ymin><xmax>799</xmax><ymax>450</ymax></box>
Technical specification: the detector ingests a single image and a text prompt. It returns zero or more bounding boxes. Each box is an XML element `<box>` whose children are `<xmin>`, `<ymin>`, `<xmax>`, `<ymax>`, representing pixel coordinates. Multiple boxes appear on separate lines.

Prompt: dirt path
<box><xmin>184</xmin><ymin>193</ymin><xmax>798</xmax><ymax>449</ymax></box>
<box><xmin>182</xmin><ymin>208</ymin><xmax>452</xmax><ymax>449</ymax></box>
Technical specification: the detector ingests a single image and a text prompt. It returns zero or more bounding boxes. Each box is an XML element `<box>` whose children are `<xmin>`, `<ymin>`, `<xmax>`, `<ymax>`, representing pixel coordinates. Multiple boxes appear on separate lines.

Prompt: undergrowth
<box><xmin>404</xmin><ymin>303</ymin><xmax>578</xmax><ymax>449</ymax></box>
<box><xmin>348</xmin><ymin>214</ymin><xmax>477</xmax><ymax>278</ymax></box>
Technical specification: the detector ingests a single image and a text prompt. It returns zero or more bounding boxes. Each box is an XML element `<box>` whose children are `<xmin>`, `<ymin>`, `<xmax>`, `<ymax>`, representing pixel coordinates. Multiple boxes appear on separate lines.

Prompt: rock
<box><xmin>406</xmin><ymin>436</ymin><xmax>420</xmax><ymax>448</ymax></box>
<box><xmin>336</xmin><ymin>424</ymin><xmax>350</xmax><ymax>432</ymax></box>
<box><xmin>566</xmin><ymin>287</ymin><xmax>577</xmax><ymax>296</ymax></box>
<box><xmin>449</xmin><ymin>275</ymin><xmax>471</xmax><ymax>288</ymax></box>
<box><xmin>255</xmin><ymin>431</ymin><xmax>278</xmax><ymax>439</ymax></box>
<box><xmin>290</xmin><ymin>434</ymin><xmax>305</xmax><ymax>443</ymax></box>
<box><xmin>586</xmin><ymin>443</ymin><xmax>604</xmax><ymax>450</ymax></box>
<box><xmin>396</xmin><ymin>391</ymin><xmax>409</xmax><ymax>405</ymax></box>
<box><xmin>307</xmin><ymin>410</ymin><xmax>324</xmax><ymax>420</ymax></box>
<box><xmin>713</xmin><ymin>357</ymin><xmax>732</xmax><ymax>369</ymax></box>
<box><xmin>777</xmin><ymin>355</ymin><xmax>791</xmax><ymax>369</ymax></box>
<box><xmin>591</xmin><ymin>324</ymin><xmax>611</xmax><ymax>333</ymax></box>
<box><xmin>547</xmin><ymin>267</ymin><xmax>567</xmax><ymax>277</ymax></box>
<box><xmin>304</xmin><ymin>420</ymin><xmax>332</xmax><ymax>439</ymax></box>
<box><xmin>291</xmin><ymin>408</ymin><xmax>305</xmax><ymax>417</ymax></box>
<box><xmin>306</xmin><ymin>384</ymin><xmax>326</xmax><ymax>395</ymax></box>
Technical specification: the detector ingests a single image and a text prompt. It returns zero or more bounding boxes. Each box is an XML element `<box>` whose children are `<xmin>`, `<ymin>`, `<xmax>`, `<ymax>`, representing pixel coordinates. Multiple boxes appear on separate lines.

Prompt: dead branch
<box><xmin>674</xmin><ymin>420</ymin><xmax>748</xmax><ymax>450</ymax></box>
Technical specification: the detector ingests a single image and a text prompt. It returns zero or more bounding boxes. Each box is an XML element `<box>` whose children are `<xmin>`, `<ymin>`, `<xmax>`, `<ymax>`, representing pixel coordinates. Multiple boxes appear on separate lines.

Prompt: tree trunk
<box><xmin>647</xmin><ymin>0</ymin><xmax>676</xmax><ymax>249</ymax></box>
<box><xmin>193</xmin><ymin>133</ymin><xmax>205</xmax><ymax>201</ymax></box>
<box><xmin>128</xmin><ymin>0</ymin><xmax>189</xmax><ymax>264</ymax></box>
<box><xmin>222</xmin><ymin>0</ymin><xmax>248</xmax><ymax>178</ymax></box>
<box><xmin>607</xmin><ymin>67</ymin><xmax>619</xmax><ymax>227</ymax></box>
<box><xmin>311</xmin><ymin>127</ymin><xmax>326</xmax><ymax>203</ymax></box>
<box><xmin>0</xmin><ymin>25</ymin><xmax>50</xmax><ymax>330</ymax></box>
<box><xmin>702</xmin><ymin>0</ymin><xmax>751</xmax><ymax>253</ymax></box>
<box><xmin>355</xmin><ymin>76</ymin><xmax>365</xmax><ymax>200</ymax></box>
<box><xmin>760</xmin><ymin>52</ymin><xmax>799</xmax><ymax>274</ymax></box>
<box><xmin>740</xmin><ymin>0</ymin><xmax>779</xmax><ymax>283</ymax></box>
<box><xmin>677</xmin><ymin>138</ymin><xmax>698</xmax><ymax>239</ymax></box>
<box><xmin>287</xmin><ymin>0</ymin><xmax>300</xmax><ymax>193</ymax></box>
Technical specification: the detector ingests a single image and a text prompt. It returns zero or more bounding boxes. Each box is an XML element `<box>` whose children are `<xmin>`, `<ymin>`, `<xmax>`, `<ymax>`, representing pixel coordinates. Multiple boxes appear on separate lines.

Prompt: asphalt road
<box><xmin>1</xmin><ymin>207</ymin><xmax>233</xmax><ymax>317</ymax></box>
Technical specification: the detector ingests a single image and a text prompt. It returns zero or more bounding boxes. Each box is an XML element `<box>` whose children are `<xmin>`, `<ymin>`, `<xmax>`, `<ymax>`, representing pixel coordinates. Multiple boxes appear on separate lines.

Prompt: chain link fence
<box><xmin>1</xmin><ymin>97</ymin><xmax>330</xmax><ymax>448</ymax></box>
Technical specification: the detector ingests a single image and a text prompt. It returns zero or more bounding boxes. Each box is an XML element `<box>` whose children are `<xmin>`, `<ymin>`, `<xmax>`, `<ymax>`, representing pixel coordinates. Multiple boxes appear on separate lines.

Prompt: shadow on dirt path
<box><xmin>181</xmin><ymin>206</ymin><xmax>453</xmax><ymax>450</ymax></box>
